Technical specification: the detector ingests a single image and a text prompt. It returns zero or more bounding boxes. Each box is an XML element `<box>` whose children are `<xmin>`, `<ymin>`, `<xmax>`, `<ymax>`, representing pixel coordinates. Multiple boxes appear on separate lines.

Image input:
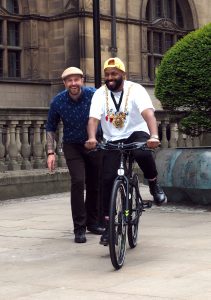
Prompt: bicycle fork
<box><xmin>116</xmin><ymin>152</ymin><xmax>130</xmax><ymax>223</ymax></box>
<box><xmin>115</xmin><ymin>175</ymin><xmax>129</xmax><ymax>224</ymax></box>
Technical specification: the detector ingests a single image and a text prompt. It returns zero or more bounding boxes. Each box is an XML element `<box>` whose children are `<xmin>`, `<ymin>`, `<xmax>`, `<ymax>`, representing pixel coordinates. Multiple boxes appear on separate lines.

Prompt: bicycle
<box><xmin>97</xmin><ymin>141</ymin><xmax>152</xmax><ymax>270</ymax></box>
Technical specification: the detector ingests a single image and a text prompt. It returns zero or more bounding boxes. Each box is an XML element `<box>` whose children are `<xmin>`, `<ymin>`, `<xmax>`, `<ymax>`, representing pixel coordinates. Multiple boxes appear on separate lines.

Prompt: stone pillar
<box><xmin>21</xmin><ymin>121</ymin><xmax>32</xmax><ymax>170</ymax></box>
<box><xmin>41</xmin><ymin>124</ymin><xmax>47</xmax><ymax>165</ymax></box>
<box><xmin>193</xmin><ymin>132</ymin><xmax>201</xmax><ymax>147</ymax></box>
<box><xmin>33</xmin><ymin>121</ymin><xmax>44</xmax><ymax>169</ymax></box>
<box><xmin>4</xmin><ymin>126</ymin><xmax>10</xmax><ymax>167</ymax></box>
<box><xmin>169</xmin><ymin>122</ymin><xmax>178</xmax><ymax>148</ymax></box>
<box><xmin>7</xmin><ymin>121</ymin><xmax>20</xmax><ymax>170</ymax></box>
<box><xmin>161</xmin><ymin>121</ymin><xmax>169</xmax><ymax>148</ymax></box>
<box><xmin>186</xmin><ymin>135</ymin><xmax>193</xmax><ymax>147</ymax></box>
<box><xmin>178</xmin><ymin>133</ymin><xmax>186</xmax><ymax>147</ymax></box>
<box><xmin>16</xmin><ymin>125</ymin><xmax>22</xmax><ymax>164</ymax></box>
<box><xmin>0</xmin><ymin>122</ymin><xmax>6</xmax><ymax>172</ymax></box>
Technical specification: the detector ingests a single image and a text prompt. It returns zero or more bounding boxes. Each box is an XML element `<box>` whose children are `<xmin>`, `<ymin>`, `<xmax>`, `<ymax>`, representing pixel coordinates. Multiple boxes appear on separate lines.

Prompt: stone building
<box><xmin>0</xmin><ymin>0</ymin><xmax>210</xmax><ymax>199</ymax></box>
<box><xmin>0</xmin><ymin>0</ymin><xmax>210</xmax><ymax>108</ymax></box>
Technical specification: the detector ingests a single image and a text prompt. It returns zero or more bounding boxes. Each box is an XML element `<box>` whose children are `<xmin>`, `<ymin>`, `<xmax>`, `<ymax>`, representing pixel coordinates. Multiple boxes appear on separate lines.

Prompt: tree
<box><xmin>155</xmin><ymin>23</ymin><xmax>211</xmax><ymax>136</ymax></box>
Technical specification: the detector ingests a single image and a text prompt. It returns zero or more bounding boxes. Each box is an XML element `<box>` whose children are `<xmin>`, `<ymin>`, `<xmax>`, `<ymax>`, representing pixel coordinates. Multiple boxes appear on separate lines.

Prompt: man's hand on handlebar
<box><xmin>85</xmin><ymin>138</ymin><xmax>98</xmax><ymax>150</ymax></box>
<box><xmin>146</xmin><ymin>137</ymin><xmax>161</xmax><ymax>149</ymax></box>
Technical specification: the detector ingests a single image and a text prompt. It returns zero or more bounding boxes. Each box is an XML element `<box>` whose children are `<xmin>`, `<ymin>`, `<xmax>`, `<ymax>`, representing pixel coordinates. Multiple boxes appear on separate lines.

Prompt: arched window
<box><xmin>0</xmin><ymin>0</ymin><xmax>21</xmax><ymax>78</ymax></box>
<box><xmin>6</xmin><ymin>0</ymin><xmax>19</xmax><ymax>14</ymax></box>
<box><xmin>145</xmin><ymin>0</ymin><xmax>194</xmax><ymax>82</ymax></box>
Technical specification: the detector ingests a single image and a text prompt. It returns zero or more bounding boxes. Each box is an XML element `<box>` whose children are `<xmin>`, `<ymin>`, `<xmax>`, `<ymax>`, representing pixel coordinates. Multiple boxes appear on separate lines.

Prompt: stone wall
<box><xmin>0</xmin><ymin>82</ymin><xmax>51</xmax><ymax>108</ymax></box>
<box><xmin>0</xmin><ymin>0</ymin><xmax>210</xmax><ymax>108</ymax></box>
<box><xmin>194</xmin><ymin>0</ymin><xmax>211</xmax><ymax>26</ymax></box>
<box><xmin>0</xmin><ymin>168</ymin><xmax>70</xmax><ymax>201</ymax></box>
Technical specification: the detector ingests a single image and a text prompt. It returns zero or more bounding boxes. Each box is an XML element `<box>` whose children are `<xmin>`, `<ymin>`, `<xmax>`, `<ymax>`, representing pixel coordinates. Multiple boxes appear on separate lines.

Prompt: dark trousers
<box><xmin>101</xmin><ymin>131</ymin><xmax>158</xmax><ymax>216</ymax></box>
<box><xmin>63</xmin><ymin>143</ymin><xmax>100</xmax><ymax>232</ymax></box>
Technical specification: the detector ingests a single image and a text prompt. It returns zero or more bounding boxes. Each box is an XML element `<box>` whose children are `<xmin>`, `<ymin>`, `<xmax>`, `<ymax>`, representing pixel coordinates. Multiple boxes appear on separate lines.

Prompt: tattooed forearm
<box><xmin>46</xmin><ymin>131</ymin><xmax>55</xmax><ymax>152</ymax></box>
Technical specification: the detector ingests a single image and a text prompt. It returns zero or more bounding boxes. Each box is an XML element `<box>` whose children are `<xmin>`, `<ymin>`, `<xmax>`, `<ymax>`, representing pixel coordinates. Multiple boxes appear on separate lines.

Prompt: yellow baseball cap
<box><xmin>61</xmin><ymin>67</ymin><xmax>83</xmax><ymax>79</ymax></box>
<box><xmin>104</xmin><ymin>57</ymin><xmax>125</xmax><ymax>72</ymax></box>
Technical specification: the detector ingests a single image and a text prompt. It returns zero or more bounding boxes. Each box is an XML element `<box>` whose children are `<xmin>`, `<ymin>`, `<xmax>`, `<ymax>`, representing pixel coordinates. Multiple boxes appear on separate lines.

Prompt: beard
<box><xmin>68</xmin><ymin>86</ymin><xmax>82</xmax><ymax>99</ymax></box>
<box><xmin>105</xmin><ymin>76</ymin><xmax>123</xmax><ymax>92</ymax></box>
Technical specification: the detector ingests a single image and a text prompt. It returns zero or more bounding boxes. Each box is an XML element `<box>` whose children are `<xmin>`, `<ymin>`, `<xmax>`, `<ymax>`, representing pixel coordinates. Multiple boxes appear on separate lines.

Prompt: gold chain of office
<box><xmin>105</xmin><ymin>84</ymin><xmax>133</xmax><ymax>128</ymax></box>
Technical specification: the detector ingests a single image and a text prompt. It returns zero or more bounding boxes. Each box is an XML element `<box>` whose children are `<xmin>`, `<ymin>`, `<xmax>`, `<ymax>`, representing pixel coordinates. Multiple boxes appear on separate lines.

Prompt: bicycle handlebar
<box><xmin>96</xmin><ymin>141</ymin><xmax>149</xmax><ymax>151</ymax></box>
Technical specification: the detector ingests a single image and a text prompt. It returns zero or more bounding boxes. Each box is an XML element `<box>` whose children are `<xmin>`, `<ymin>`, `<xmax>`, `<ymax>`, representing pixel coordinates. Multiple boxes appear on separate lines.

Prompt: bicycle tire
<box><xmin>128</xmin><ymin>173</ymin><xmax>142</xmax><ymax>248</ymax></box>
<box><xmin>109</xmin><ymin>180</ymin><xmax>127</xmax><ymax>270</ymax></box>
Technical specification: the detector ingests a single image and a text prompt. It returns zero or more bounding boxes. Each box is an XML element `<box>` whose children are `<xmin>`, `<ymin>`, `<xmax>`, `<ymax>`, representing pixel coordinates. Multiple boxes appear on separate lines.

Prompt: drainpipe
<box><xmin>93</xmin><ymin>0</ymin><xmax>101</xmax><ymax>88</ymax></box>
<box><xmin>110</xmin><ymin>0</ymin><xmax>117</xmax><ymax>56</ymax></box>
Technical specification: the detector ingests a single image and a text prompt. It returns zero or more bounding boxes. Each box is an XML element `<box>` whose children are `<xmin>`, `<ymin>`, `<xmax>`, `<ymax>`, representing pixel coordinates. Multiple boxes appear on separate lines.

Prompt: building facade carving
<box><xmin>0</xmin><ymin>0</ymin><xmax>210</xmax><ymax>108</ymax></box>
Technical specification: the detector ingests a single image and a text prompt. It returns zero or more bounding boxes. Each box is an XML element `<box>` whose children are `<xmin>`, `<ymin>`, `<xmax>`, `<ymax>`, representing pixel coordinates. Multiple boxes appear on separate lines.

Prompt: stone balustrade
<box><xmin>0</xmin><ymin>108</ymin><xmax>66</xmax><ymax>172</ymax></box>
<box><xmin>155</xmin><ymin>110</ymin><xmax>206</xmax><ymax>148</ymax></box>
<box><xmin>0</xmin><ymin>108</ymin><xmax>206</xmax><ymax>172</ymax></box>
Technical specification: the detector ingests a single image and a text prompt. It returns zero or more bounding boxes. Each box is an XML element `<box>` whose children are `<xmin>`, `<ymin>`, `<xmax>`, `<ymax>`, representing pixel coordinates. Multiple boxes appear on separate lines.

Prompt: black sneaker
<box><xmin>74</xmin><ymin>228</ymin><xmax>86</xmax><ymax>243</ymax></box>
<box><xmin>149</xmin><ymin>179</ymin><xmax>167</xmax><ymax>206</ymax></box>
<box><xmin>99</xmin><ymin>219</ymin><xmax>109</xmax><ymax>246</ymax></box>
<box><xmin>87</xmin><ymin>224</ymin><xmax>105</xmax><ymax>235</ymax></box>
<box><xmin>99</xmin><ymin>228</ymin><xmax>109</xmax><ymax>246</ymax></box>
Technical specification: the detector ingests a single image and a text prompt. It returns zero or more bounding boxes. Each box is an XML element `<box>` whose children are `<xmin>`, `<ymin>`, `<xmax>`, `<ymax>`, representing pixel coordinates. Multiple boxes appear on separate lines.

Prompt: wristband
<box><xmin>47</xmin><ymin>152</ymin><xmax>55</xmax><ymax>156</ymax></box>
<box><xmin>150</xmin><ymin>135</ymin><xmax>159</xmax><ymax>140</ymax></box>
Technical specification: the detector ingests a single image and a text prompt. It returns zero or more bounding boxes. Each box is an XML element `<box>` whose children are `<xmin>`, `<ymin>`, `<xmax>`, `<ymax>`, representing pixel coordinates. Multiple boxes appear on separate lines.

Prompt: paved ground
<box><xmin>0</xmin><ymin>186</ymin><xmax>211</xmax><ymax>300</ymax></box>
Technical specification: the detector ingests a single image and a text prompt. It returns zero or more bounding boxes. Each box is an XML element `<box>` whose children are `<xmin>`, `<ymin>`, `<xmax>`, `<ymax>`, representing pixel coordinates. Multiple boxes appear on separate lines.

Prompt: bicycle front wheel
<box><xmin>128</xmin><ymin>174</ymin><xmax>142</xmax><ymax>248</ymax></box>
<box><xmin>109</xmin><ymin>180</ymin><xmax>127</xmax><ymax>270</ymax></box>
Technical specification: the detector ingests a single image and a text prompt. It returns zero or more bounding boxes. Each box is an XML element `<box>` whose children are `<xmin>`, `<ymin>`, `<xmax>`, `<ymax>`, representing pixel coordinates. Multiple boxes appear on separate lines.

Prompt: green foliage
<box><xmin>180</xmin><ymin>111</ymin><xmax>211</xmax><ymax>136</ymax></box>
<box><xmin>155</xmin><ymin>23</ymin><xmax>211</xmax><ymax>136</ymax></box>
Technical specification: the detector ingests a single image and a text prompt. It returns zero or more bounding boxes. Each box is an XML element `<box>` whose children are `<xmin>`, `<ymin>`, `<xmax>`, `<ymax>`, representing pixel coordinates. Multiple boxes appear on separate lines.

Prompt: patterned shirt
<box><xmin>46</xmin><ymin>87</ymin><xmax>96</xmax><ymax>144</ymax></box>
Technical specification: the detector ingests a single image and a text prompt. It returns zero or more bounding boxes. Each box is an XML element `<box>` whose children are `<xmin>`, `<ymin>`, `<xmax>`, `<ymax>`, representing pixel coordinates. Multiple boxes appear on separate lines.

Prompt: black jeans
<box><xmin>101</xmin><ymin>131</ymin><xmax>158</xmax><ymax>217</ymax></box>
<box><xmin>63</xmin><ymin>143</ymin><xmax>100</xmax><ymax>232</ymax></box>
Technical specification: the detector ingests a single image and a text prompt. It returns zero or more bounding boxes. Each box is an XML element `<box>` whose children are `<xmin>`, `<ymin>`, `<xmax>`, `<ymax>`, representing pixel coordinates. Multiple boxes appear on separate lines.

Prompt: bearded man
<box><xmin>85</xmin><ymin>57</ymin><xmax>167</xmax><ymax>245</ymax></box>
<box><xmin>46</xmin><ymin>67</ymin><xmax>104</xmax><ymax>243</ymax></box>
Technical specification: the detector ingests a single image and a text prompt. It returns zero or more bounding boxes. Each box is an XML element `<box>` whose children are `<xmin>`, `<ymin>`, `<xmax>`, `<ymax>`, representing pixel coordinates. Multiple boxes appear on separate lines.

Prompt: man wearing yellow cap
<box><xmin>46</xmin><ymin>67</ymin><xmax>104</xmax><ymax>243</ymax></box>
<box><xmin>85</xmin><ymin>57</ymin><xmax>167</xmax><ymax>245</ymax></box>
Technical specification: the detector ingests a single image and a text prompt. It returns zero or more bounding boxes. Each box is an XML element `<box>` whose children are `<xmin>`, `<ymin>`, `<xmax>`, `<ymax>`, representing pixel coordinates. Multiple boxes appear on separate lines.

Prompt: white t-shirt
<box><xmin>89</xmin><ymin>80</ymin><xmax>154</xmax><ymax>141</ymax></box>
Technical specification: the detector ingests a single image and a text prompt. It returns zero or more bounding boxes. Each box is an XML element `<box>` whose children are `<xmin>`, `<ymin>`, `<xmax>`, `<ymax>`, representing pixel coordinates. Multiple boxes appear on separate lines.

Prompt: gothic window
<box><xmin>6</xmin><ymin>0</ymin><xmax>19</xmax><ymax>14</ymax></box>
<box><xmin>0</xmin><ymin>0</ymin><xmax>21</xmax><ymax>78</ymax></box>
<box><xmin>165</xmin><ymin>0</ymin><xmax>172</xmax><ymax>19</ymax></box>
<box><xmin>146</xmin><ymin>0</ymin><xmax>193</xmax><ymax>82</ymax></box>
<box><xmin>176</xmin><ymin>2</ymin><xmax>184</xmax><ymax>28</ymax></box>
<box><xmin>7</xmin><ymin>22</ymin><xmax>19</xmax><ymax>46</ymax></box>
<box><xmin>153</xmin><ymin>32</ymin><xmax>162</xmax><ymax>54</ymax></box>
<box><xmin>155</xmin><ymin>0</ymin><xmax>162</xmax><ymax>18</ymax></box>
<box><xmin>8</xmin><ymin>50</ymin><xmax>20</xmax><ymax>76</ymax></box>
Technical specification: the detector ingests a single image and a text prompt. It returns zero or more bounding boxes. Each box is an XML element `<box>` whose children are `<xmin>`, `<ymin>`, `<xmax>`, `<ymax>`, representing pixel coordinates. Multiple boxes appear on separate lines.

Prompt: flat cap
<box><xmin>61</xmin><ymin>67</ymin><xmax>83</xmax><ymax>79</ymax></box>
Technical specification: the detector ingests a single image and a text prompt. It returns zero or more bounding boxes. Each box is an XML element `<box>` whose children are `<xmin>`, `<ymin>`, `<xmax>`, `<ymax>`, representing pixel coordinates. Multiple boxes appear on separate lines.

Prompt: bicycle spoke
<box><xmin>109</xmin><ymin>180</ymin><xmax>127</xmax><ymax>270</ymax></box>
<box><xmin>128</xmin><ymin>174</ymin><xmax>142</xmax><ymax>248</ymax></box>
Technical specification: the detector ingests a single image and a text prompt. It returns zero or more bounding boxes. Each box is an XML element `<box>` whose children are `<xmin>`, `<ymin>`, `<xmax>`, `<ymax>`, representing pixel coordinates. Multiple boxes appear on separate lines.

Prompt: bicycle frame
<box><xmin>96</xmin><ymin>141</ymin><xmax>151</xmax><ymax>269</ymax></box>
<box><xmin>114</xmin><ymin>148</ymin><xmax>136</xmax><ymax>224</ymax></box>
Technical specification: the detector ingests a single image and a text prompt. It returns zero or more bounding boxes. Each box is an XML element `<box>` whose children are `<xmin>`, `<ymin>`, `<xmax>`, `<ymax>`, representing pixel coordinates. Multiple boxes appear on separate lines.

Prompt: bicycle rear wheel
<box><xmin>128</xmin><ymin>174</ymin><xmax>142</xmax><ymax>248</ymax></box>
<box><xmin>109</xmin><ymin>180</ymin><xmax>127</xmax><ymax>270</ymax></box>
